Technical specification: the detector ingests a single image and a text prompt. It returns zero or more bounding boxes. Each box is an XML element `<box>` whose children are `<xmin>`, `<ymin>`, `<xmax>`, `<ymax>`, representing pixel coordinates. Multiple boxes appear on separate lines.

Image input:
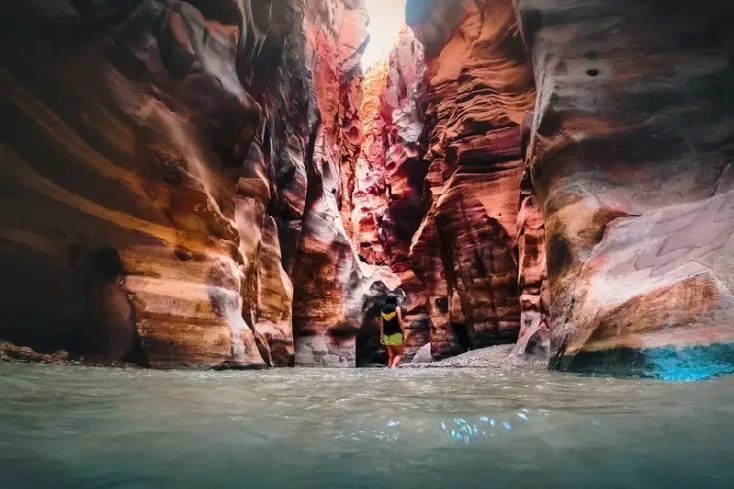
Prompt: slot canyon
<box><xmin>1</xmin><ymin>0</ymin><xmax>733</xmax><ymax>380</ymax></box>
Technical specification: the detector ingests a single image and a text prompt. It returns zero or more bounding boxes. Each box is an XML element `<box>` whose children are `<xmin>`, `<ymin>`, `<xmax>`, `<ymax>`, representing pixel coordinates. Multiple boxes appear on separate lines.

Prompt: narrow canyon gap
<box><xmin>0</xmin><ymin>0</ymin><xmax>732</xmax><ymax>379</ymax></box>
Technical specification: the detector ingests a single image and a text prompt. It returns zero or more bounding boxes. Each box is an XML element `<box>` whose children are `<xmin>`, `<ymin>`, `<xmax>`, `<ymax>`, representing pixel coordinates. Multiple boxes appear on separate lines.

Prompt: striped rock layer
<box><xmin>0</xmin><ymin>0</ymin><xmax>400</xmax><ymax>368</ymax></box>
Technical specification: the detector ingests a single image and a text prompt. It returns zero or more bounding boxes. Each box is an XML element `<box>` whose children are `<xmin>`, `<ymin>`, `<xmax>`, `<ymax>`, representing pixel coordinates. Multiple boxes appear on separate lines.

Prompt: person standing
<box><xmin>380</xmin><ymin>295</ymin><xmax>405</xmax><ymax>368</ymax></box>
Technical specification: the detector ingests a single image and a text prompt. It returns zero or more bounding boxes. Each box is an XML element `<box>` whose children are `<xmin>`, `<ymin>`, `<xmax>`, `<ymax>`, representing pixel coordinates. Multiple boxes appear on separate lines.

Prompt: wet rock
<box><xmin>402</xmin><ymin>344</ymin><xmax>547</xmax><ymax>369</ymax></box>
<box><xmin>411</xmin><ymin>343</ymin><xmax>433</xmax><ymax>364</ymax></box>
<box><xmin>0</xmin><ymin>342</ymin><xmax>68</xmax><ymax>365</ymax></box>
<box><xmin>53</xmin><ymin>350</ymin><xmax>71</xmax><ymax>361</ymax></box>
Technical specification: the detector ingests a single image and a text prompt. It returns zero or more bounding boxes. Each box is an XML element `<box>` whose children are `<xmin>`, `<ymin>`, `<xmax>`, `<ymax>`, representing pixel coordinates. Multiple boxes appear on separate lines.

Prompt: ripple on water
<box><xmin>0</xmin><ymin>364</ymin><xmax>733</xmax><ymax>489</ymax></box>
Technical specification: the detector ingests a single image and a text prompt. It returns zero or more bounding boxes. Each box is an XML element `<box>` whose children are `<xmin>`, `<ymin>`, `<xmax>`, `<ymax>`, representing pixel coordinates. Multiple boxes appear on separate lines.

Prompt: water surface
<box><xmin>1</xmin><ymin>364</ymin><xmax>733</xmax><ymax>489</ymax></box>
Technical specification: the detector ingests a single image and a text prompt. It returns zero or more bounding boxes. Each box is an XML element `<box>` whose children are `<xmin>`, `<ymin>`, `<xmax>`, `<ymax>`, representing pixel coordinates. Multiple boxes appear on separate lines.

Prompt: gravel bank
<box><xmin>401</xmin><ymin>344</ymin><xmax>548</xmax><ymax>369</ymax></box>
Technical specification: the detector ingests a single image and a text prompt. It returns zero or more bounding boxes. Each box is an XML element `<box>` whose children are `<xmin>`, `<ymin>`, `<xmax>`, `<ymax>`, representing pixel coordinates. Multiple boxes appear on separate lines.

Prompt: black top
<box><xmin>381</xmin><ymin>304</ymin><xmax>401</xmax><ymax>335</ymax></box>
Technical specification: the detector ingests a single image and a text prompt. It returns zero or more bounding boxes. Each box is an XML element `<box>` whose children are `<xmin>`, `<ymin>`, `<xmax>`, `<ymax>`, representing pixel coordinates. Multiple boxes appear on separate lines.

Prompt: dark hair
<box><xmin>385</xmin><ymin>295</ymin><xmax>398</xmax><ymax>306</ymax></box>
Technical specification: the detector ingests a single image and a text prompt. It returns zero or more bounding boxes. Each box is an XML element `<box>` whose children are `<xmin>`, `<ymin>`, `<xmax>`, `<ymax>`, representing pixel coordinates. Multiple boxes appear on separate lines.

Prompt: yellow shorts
<box><xmin>381</xmin><ymin>333</ymin><xmax>403</xmax><ymax>346</ymax></box>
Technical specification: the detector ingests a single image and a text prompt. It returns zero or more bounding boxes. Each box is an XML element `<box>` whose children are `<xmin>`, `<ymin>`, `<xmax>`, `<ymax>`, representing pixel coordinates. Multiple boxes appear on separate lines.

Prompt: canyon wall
<box><xmin>352</xmin><ymin>28</ymin><xmax>431</xmax><ymax>363</ymax></box>
<box><xmin>405</xmin><ymin>0</ymin><xmax>537</xmax><ymax>359</ymax></box>
<box><xmin>513</xmin><ymin>111</ymin><xmax>549</xmax><ymax>358</ymax></box>
<box><xmin>395</xmin><ymin>0</ymin><xmax>734</xmax><ymax>377</ymax></box>
<box><xmin>4</xmin><ymin>0</ymin><xmax>733</xmax><ymax>377</ymax></box>
<box><xmin>513</xmin><ymin>0</ymin><xmax>734</xmax><ymax>379</ymax></box>
<box><xmin>292</xmin><ymin>0</ymin><xmax>402</xmax><ymax>367</ymax></box>
<box><xmin>0</xmin><ymin>0</ymin><xmax>400</xmax><ymax>368</ymax></box>
<box><xmin>354</xmin><ymin>0</ymin><xmax>543</xmax><ymax>363</ymax></box>
<box><xmin>1</xmin><ymin>0</ymin><xmax>272</xmax><ymax>367</ymax></box>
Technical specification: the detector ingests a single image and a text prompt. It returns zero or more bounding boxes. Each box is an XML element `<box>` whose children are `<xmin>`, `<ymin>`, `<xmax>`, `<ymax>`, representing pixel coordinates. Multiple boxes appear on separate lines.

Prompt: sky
<box><xmin>362</xmin><ymin>0</ymin><xmax>407</xmax><ymax>68</ymax></box>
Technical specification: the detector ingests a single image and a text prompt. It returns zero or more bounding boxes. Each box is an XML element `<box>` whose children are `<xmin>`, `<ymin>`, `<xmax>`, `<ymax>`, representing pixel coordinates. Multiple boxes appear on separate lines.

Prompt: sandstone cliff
<box><xmin>514</xmin><ymin>0</ymin><xmax>734</xmax><ymax>379</ymax></box>
<box><xmin>380</xmin><ymin>0</ymin><xmax>734</xmax><ymax>377</ymax></box>
<box><xmin>0</xmin><ymin>0</ymin><xmax>400</xmax><ymax>368</ymax></box>
<box><xmin>291</xmin><ymin>0</ymin><xmax>402</xmax><ymax>367</ymax></box>
<box><xmin>351</xmin><ymin>1</ymin><xmax>541</xmax><ymax>364</ymax></box>
<box><xmin>2</xmin><ymin>0</ymin><xmax>275</xmax><ymax>367</ymax></box>
<box><xmin>351</xmin><ymin>28</ymin><xmax>431</xmax><ymax>363</ymax></box>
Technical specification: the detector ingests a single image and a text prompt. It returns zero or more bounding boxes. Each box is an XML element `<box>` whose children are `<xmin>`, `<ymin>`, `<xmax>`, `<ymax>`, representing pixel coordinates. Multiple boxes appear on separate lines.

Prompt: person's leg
<box><xmin>391</xmin><ymin>345</ymin><xmax>404</xmax><ymax>367</ymax></box>
<box><xmin>386</xmin><ymin>345</ymin><xmax>394</xmax><ymax>368</ymax></box>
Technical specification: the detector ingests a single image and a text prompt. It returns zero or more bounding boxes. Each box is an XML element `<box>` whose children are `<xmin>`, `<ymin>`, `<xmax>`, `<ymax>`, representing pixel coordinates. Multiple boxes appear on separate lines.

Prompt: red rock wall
<box><xmin>406</xmin><ymin>0</ymin><xmax>537</xmax><ymax>359</ymax></box>
<box><xmin>291</xmin><ymin>0</ymin><xmax>404</xmax><ymax>366</ymax></box>
<box><xmin>353</xmin><ymin>61</ymin><xmax>390</xmax><ymax>266</ymax></box>
<box><xmin>515</xmin><ymin>0</ymin><xmax>734</xmax><ymax>377</ymax></box>
<box><xmin>380</xmin><ymin>29</ymin><xmax>432</xmax><ymax>359</ymax></box>
<box><xmin>237</xmin><ymin>2</ymin><xmax>318</xmax><ymax>368</ymax></box>
<box><xmin>351</xmin><ymin>27</ymin><xmax>432</xmax><ymax>362</ymax></box>
<box><xmin>354</xmin><ymin>2</ymin><xmax>541</xmax><ymax>362</ymax></box>
<box><xmin>0</xmin><ymin>0</ymin><xmax>282</xmax><ymax>367</ymax></box>
<box><xmin>0</xmin><ymin>0</ymin><xmax>403</xmax><ymax>368</ymax></box>
<box><xmin>9</xmin><ymin>0</ymin><xmax>731</xmax><ymax>376</ymax></box>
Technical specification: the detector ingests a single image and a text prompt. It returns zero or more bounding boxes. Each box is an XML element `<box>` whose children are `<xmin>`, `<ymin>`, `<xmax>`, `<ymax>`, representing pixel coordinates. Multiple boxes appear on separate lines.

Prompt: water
<box><xmin>1</xmin><ymin>364</ymin><xmax>733</xmax><ymax>489</ymax></box>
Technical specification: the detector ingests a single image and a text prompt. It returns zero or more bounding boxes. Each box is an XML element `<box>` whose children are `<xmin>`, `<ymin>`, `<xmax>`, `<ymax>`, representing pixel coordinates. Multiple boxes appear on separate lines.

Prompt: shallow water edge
<box><xmin>2</xmin><ymin>363</ymin><xmax>734</xmax><ymax>489</ymax></box>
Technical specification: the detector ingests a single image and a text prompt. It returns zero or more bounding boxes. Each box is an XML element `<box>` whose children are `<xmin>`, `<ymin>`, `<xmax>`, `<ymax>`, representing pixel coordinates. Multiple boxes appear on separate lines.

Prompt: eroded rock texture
<box><xmin>353</xmin><ymin>60</ymin><xmax>390</xmax><ymax>266</ymax></box>
<box><xmin>290</xmin><ymin>0</ymin><xmax>403</xmax><ymax>367</ymax></box>
<box><xmin>406</xmin><ymin>0</ymin><xmax>536</xmax><ymax>359</ymax></box>
<box><xmin>380</xmin><ymin>28</ymin><xmax>432</xmax><ymax>359</ymax></box>
<box><xmin>351</xmin><ymin>27</ymin><xmax>432</xmax><ymax>362</ymax></box>
<box><xmin>1</xmin><ymin>0</ymin><xmax>269</xmax><ymax>367</ymax></box>
<box><xmin>515</xmin><ymin>0</ymin><xmax>734</xmax><ymax>379</ymax></box>
<box><xmin>5</xmin><ymin>0</ymin><xmax>732</xmax><ymax>376</ymax></box>
<box><xmin>0</xmin><ymin>0</ymin><xmax>401</xmax><ymax>368</ymax></box>
<box><xmin>514</xmin><ymin>111</ymin><xmax>549</xmax><ymax>358</ymax></box>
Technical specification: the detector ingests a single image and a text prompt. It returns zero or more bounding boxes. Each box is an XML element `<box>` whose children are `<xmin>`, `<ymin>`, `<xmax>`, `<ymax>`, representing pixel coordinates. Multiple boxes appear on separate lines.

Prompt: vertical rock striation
<box><xmin>353</xmin><ymin>60</ymin><xmax>390</xmax><ymax>266</ymax></box>
<box><xmin>406</xmin><ymin>0</ymin><xmax>536</xmax><ymax>359</ymax></box>
<box><xmin>514</xmin><ymin>112</ymin><xmax>549</xmax><ymax>358</ymax></box>
<box><xmin>381</xmin><ymin>28</ymin><xmax>431</xmax><ymax>358</ymax></box>
<box><xmin>292</xmin><ymin>0</ymin><xmax>402</xmax><ymax>367</ymax></box>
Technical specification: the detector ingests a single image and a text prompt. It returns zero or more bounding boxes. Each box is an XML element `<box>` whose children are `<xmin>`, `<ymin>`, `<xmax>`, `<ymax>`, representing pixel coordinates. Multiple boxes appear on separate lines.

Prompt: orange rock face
<box><xmin>1</xmin><ymin>0</ymin><xmax>274</xmax><ymax>367</ymax></box>
<box><xmin>395</xmin><ymin>0</ymin><xmax>734</xmax><ymax>377</ymax></box>
<box><xmin>290</xmin><ymin>0</ymin><xmax>405</xmax><ymax>366</ymax></box>
<box><xmin>5</xmin><ymin>0</ymin><xmax>732</xmax><ymax>377</ymax></box>
<box><xmin>514</xmin><ymin>112</ymin><xmax>549</xmax><ymax>358</ymax></box>
<box><xmin>353</xmin><ymin>1</ymin><xmax>539</xmax><ymax>362</ymax></box>
<box><xmin>353</xmin><ymin>61</ymin><xmax>390</xmax><ymax>266</ymax></box>
<box><xmin>0</xmin><ymin>0</ymin><xmax>402</xmax><ymax>368</ymax></box>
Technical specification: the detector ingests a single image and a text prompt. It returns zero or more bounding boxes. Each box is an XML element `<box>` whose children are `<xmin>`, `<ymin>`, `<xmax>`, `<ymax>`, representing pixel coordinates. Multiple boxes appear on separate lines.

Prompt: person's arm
<box><xmin>379</xmin><ymin>317</ymin><xmax>384</xmax><ymax>345</ymax></box>
<box><xmin>397</xmin><ymin>307</ymin><xmax>406</xmax><ymax>335</ymax></box>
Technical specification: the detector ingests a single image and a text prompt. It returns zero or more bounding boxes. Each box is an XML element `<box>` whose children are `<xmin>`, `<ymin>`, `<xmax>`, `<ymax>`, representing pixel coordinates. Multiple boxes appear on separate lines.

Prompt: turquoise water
<box><xmin>1</xmin><ymin>364</ymin><xmax>733</xmax><ymax>489</ymax></box>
